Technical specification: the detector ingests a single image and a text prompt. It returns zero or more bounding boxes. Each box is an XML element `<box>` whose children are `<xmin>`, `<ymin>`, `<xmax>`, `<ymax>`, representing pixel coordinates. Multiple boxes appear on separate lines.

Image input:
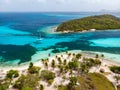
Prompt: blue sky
<box><xmin>0</xmin><ymin>0</ymin><xmax>120</xmax><ymax>12</ymax></box>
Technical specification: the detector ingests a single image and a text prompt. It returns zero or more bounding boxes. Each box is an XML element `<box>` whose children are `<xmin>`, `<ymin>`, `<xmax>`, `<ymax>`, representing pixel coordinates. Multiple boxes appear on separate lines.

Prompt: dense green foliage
<box><xmin>68</xmin><ymin>60</ymin><xmax>79</xmax><ymax>70</ymax></box>
<box><xmin>67</xmin><ymin>77</ymin><xmax>77</xmax><ymax>90</ymax></box>
<box><xmin>22</xmin><ymin>87</ymin><xmax>32</xmax><ymax>90</ymax></box>
<box><xmin>83</xmin><ymin>58</ymin><xmax>101</xmax><ymax>68</ymax></box>
<box><xmin>110</xmin><ymin>66</ymin><xmax>120</xmax><ymax>74</ymax></box>
<box><xmin>80</xmin><ymin>58</ymin><xmax>101</xmax><ymax>73</ymax></box>
<box><xmin>28</xmin><ymin>66</ymin><xmax>40</xmax><ymax>74</ymax></box>
<box><xmin>57</xmin><ymin>14</ymin><xmax>120</xmax><ymax>32</ymax></box>
<box><xmin>28</xmin><ymin>62</ymin><xmax>40</xmax><ymax>74</ymax></box>
<box><xmin>6</xmin><ymin>70</ymin><xmax>19</xmax><ymax>79</ymax></box>
<box><xmin>13</xmin><ymin>74</ymin><xmax>39</xmax><ymax>90</ymax></box>
<box><xmin>0</xmin><ymin>79</ymin><xmax>11</xmax><ymax>90</ymax></box>
<box><xmin>40</xmin><ymin>70</ymin><xmax>55</xmax><ymax>81</ymax></box>
<box><xmin>40</xmin><ymin>84</ymin><xmax>44</xmax><ymax>90</ymax></box>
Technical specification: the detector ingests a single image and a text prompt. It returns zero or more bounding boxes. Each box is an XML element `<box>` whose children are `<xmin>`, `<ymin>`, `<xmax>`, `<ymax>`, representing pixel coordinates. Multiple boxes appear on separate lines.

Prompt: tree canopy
<box><xmin>57</xmin><ymin>14</ymin><xmax>120</xmax><ymax>32</ymax></box>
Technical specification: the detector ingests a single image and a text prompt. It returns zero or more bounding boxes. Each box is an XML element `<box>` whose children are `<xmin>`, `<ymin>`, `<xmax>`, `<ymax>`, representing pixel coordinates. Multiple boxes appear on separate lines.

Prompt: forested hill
<box><xmin>56</xmin><ymin>14</ymin><xmax>120</xmax><ymax>32</ymax></box>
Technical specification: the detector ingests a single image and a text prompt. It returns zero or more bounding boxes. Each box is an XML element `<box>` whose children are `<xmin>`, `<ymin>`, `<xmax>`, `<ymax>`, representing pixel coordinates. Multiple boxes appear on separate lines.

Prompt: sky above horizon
<box><xmin>0</xmin><ymin>0</ymin><xmax>120</xmax><ymax>12</ymax></box>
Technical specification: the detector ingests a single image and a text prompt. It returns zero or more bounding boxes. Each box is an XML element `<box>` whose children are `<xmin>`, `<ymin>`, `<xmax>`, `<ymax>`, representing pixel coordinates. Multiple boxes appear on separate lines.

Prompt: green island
<box><xmin>57</xmin><ymin>14</ymin><xmax>120</xmax><ymax>32</ymax></box>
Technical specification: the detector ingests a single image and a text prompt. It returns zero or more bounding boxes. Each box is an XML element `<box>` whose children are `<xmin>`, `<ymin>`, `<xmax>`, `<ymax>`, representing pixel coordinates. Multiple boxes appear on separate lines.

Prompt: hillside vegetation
<box><xmin>57</xmin><ymin>14</ymin><xmax>120</xmax><ymax>32</ymax></box>
<box><xmin>58</xmin><ymin>73</ymin><xmax>115</xmax><ymax>90</ymax></box>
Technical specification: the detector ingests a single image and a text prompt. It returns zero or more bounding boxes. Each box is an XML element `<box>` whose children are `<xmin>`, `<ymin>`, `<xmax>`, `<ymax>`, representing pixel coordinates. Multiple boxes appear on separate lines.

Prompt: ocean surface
<box><xmin>0</xmin><ymin>12</ymin><xmax>120</xmax><ymax>66</ymax></box>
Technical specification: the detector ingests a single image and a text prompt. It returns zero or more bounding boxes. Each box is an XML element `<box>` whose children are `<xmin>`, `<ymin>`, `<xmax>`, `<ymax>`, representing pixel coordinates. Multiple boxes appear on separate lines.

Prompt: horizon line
<box><xmin>0</xmin><ymin>11</ymin><xmax>120</xmax><ymax>13</ymax></box>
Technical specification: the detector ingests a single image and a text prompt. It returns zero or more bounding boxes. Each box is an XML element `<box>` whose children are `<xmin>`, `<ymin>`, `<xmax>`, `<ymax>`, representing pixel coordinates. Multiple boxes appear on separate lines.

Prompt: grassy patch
<box><xmin>58</xmin><ymin>73</ymin><xmax>115</xmax><ymax>90</ymax></box>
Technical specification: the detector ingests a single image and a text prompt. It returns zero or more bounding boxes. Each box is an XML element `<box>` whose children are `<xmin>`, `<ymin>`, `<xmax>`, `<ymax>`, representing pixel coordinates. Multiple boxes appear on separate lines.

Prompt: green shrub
<box><xmin>0</xmin><ymin>84</ymin><xmax>9</xmax><ymax>90</ymax></box>
<box><xmin>40</xmin><ymin>84</ymin><xmax>44</xmax><ymax>90</ymax></box>
<box><xmin>13</xmin><ymin>74</ymin><xmax>26</xmax><ymax>89</ymax></box>
<box><xmin>48</xmin><ymin>79</ymin><xmax>54</xmax><ymax>85</ymax></box>
<box><xmin>13</xmin><ymin>74</ymin><xmax>39</xmax><ymax>90</ymax></box>
<box><xmin>68</xmin><ymin>61</ymin><xmax>78</xmax><ymax>70</ymax></box>
<box><xmin>22</xmin><ymin>86</ymin><xmax>32</xmax><ymax>90</ymax></box>
<box><xmin>6</xmin><ymin>70</ymin><xmax>19</xmax><ymax>79</ymax></box>
<box><xmin>76</xmin><ymin>53</ymin><xmax>82</xmax><ymax>59</ymax></box>
<box><xmin>62</xmin><ymin>75</ymin><xmax>66</xmax><ymax>80</ymax></box>
<box><xmin>0</xmin><ymin>79</ymin><xmax>11</xmax><ymax>90</ymax></box>
<box><xmin>40</xmin><ymin>70</ymin><xmax>55</xmax><ymax>81</ymax></box>
<box><xmin>28</xmin><ymin>66</ymin><xmax>40</xmax><ymax>74</ymax></box>
<box><xmin>28</xmin><ymin>62</ymin><xmax>40</xmax><ymax>74</ymax></box>
<box><xmin>110</xmin><ymin>66</ymin><xmax>120</xmax><ymax>74</ymax></box>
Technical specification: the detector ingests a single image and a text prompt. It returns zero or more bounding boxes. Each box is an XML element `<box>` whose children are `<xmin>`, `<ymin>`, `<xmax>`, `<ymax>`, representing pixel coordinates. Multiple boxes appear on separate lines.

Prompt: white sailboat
<box><xmin>37</xmin><ymin>31</ymin><xmax>43</xmax><ymax>41</ymax></box>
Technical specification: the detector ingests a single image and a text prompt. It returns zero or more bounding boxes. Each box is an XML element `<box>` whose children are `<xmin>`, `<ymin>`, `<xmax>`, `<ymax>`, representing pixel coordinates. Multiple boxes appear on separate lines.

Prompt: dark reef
<box><xmin>0</xmin><ymin>44</ymin><xmax>37</xmax><ymax>64</ymax></box>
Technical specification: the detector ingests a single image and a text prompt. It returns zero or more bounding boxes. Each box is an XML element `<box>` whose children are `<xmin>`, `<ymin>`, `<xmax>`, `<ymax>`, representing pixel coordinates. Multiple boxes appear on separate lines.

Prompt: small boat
<box><xmin>37</xmin><ymin>37</ymin><xmax>43</xmax><ymax>41</ymax></box>
<box><xmin>37</xmin><ymin>31</ymin><xmax>43</xmax><ymax>41</ymax></box>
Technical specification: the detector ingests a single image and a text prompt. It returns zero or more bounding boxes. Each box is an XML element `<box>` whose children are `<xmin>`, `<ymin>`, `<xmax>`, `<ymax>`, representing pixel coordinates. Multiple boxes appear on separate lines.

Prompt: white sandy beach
<box><xmin>0</xmin><ymin>50</ymin><xmax>120</xmax><ymax>90</ymax></box>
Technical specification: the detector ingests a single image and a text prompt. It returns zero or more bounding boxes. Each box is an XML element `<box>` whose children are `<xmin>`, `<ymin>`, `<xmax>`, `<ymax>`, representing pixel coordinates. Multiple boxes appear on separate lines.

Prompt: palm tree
<box><xmin>44</xmin><ymin>62</ymin><xmax>48</xmax><ymax>69</ymax></box>
<box><xmin>69</xmin><ymin>70</ymin><xmax>73</xmax><ymax>77</ymax></box>
<box><xmin>76</xmin><ymin>53</ymin><xmax>82</xmax><ymax>59</ymax></box>
<box><xmin>55</xmin><ymin>55</ymin><xmax>58</xmax><ymax>59</ymax></box>
<box><xmin>64</xmin><ymin>65</ymin><xmax>69</xmax><ymax>73</ymax></box>
<box><xmin>80</xmin><ymin>63</ymin><xmax>89</xmax><ymax>75</ymax></box>
<box><xmin>66</xmin><ymin>51</ymin><xmax>68</xmax><ymax>54</ymax></box>
<box><xmin>68</xmin><ymin>53</ymin><xmax>71</xmax><ymax>58</ymax></box>
<box><xmin>95</xmin><ymin>59</ymin><xmax>102</xmax><ymax>70</ymax></box>
<box><xmin>41</xmin><ymin>59</ymin><xmax>45</xmax><ymax>65</ymax></box>
<box><xmin>73</xmin><ymin>53</ymin><xmax>76</xmax><ymax>57</ymax></box>
<box><xmin>63</xmin><ymin>59</ymin><xmax>67</xmax><ymax>65</ymax></box>
<box><xmin>59</xmin><ymin>65</ymin><xmax>64</xmax><ymax>74</ymax></box>
<box><xmin>57</xmin><ymin>57</ymin><xmax>62</xmax><ymax>65</ymax></box>
<box><xmin>29</xmin><ymin>62</ymin><xmax>33</xmax><ymax>69</ymax></box>
<box><xmin>67</xmin><ymin>77</ymin><xmax>77</xmax><ymax>90</ymax></box>
<box><xmin>40</xmin><ymin>84</ymin><xmax>44</xmax><ymax>90</ymax></box>
<box><xmin>101</xmin><ymin>54</ymin><xmax>104</xmax><ymax>58</ymax></box>
<box><xmin>46</xmin><ymin>58</ymin><xmax>49</xmax><ymax>62</ymax></box>
<box><xmin>114</xmin><ymin>75</ymin><xmax>120</xmax><ymax>84</ymax></box>
<box><xmin>51</xmin><ymin>59</ymin><xmax>56</xmax><ymax>70</ymax></box>
<box><xmin>95</xmin><ymin>54</ymin><xmax>99</xmax><ymax>58</ymax></box>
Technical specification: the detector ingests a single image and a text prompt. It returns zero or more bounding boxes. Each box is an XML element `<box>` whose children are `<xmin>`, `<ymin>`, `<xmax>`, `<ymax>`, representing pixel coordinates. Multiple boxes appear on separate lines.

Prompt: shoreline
<box><xmin>44</xmin><ymin>25</ymin><xmax>120</xmax><ymax>35</ymax></box>
<box><xmin>0</xmin><ymin>50</ymin><xmax>120</xmax><ymax>72</ymax></box>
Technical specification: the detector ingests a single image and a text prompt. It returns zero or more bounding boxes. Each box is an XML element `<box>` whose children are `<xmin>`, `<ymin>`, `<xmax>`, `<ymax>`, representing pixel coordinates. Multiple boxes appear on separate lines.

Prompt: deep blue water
<box><xmin>0</xmin><ymin>12</ymin><xmax>120</xmax><ymax>65</ymax></box>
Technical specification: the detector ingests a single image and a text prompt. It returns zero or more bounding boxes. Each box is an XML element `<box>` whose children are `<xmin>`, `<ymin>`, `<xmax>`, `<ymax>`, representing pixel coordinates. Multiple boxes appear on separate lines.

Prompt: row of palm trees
<box><xmin>39</xmin><ymin>52</ymin><xmax>102</xmax><ymax>89</ymax></box>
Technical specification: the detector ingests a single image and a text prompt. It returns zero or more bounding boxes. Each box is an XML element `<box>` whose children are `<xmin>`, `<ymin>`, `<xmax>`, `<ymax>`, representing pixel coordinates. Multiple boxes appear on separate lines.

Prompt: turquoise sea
<box><xmin>0</xmin><ymin>12</ymin><xmax>120</xmax><ymax>66</ymax></box>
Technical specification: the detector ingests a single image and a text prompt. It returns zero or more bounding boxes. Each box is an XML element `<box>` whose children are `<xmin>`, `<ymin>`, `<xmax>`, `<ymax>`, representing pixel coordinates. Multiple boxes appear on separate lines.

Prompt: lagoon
<box><xmin>0</xmin><ymin>12</ymin><xmax>120</xmax><ymax>65</ymax></box>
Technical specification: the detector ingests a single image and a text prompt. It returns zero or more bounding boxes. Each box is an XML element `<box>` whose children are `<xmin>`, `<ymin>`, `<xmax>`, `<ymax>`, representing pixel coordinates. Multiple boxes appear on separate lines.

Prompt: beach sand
<box><xmin>0</xmin><ymin>50</ymin><xmax>120</xmax><ymax>90</ymax></box>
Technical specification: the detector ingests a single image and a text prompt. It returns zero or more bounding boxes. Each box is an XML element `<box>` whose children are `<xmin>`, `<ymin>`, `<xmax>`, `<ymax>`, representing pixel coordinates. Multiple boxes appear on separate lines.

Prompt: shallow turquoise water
<box><xmin>0</xmin><ymin>26</ymin><xmax>30</xmax><ymax>34</ymax></box>
<box><xmin>0</xmin><ymin>12</ymin><xmax>120</xmax><ymax>65</ymax></box>
<box><xmin>90</xmin><ymin>38</ymin><xmax>120</xmax><ymax>47</ymax></box>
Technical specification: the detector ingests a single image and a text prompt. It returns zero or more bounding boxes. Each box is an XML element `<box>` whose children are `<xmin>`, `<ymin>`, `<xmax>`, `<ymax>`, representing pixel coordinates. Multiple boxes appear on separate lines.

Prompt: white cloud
<box><xmin>5</xmin><ymin>0</ymin><xmax>11</xmax><ymax>3</ymax></box>
<box><xmin>0</xmin><ymin>0</ymin><xmax>120</xmax><ymax>12</ymax></box>
<box><xmin>37</xmin><ymin>0</ymin><xmax>46</xmax><ymax>3</ymax></box>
